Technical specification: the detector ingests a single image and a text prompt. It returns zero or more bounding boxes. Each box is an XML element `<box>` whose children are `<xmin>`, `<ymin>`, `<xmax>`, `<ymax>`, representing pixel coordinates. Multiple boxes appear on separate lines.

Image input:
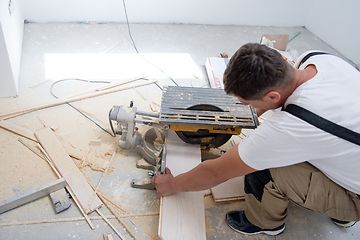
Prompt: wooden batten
<box><xmin>0</xmin><ymin>120</ymin><xmax>37</xmax><ymax>142</ymax></box>
<box><xmin>35</xmin><ymin>127</ymin><xmax>102</xmax><ymax>214</ymax></box>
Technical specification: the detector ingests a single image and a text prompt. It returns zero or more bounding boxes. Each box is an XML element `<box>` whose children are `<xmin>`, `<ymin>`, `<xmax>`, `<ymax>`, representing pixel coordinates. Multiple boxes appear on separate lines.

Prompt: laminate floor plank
<box><xmin>211</xmin><ymin>176</ymin><xmax>245</xmax><ymax>202</ymax></box>
<box><xmin>159</xmin><ymin>130</ymin><xmax>206</xmax><ymax>240</ymax></box>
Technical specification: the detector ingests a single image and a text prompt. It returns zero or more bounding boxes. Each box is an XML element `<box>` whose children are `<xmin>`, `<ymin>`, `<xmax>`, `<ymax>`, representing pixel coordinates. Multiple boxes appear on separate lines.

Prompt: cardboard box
<box><xmin>260</xmin><ymin>34</ymin><xmax>289</xmax><ymax>51</ymax></box>
<box><xmin>205</xmin><ymin>34</ymin><xmax>289</xmax><ymax>90</ymax></box>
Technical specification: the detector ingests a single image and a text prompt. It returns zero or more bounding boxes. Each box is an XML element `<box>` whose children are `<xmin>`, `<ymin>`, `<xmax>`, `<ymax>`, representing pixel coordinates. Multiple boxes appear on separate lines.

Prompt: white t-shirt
<box><xmin>238</xmin><ymin>51</ymin><xmax>360</xmax><ymax>194</ymax></box>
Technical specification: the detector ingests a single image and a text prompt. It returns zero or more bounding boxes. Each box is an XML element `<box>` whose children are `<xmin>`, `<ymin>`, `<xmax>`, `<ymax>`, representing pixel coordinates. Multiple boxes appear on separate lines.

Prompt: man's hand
<box><xmin>151</xmin><ymin>167</ymin><xmax>175</xmax><ymax>197</ymax></box>
<box><xmin>151</xmin><ymin>145</ymin><xmax>256</xmax><ymax>197</ymax></box>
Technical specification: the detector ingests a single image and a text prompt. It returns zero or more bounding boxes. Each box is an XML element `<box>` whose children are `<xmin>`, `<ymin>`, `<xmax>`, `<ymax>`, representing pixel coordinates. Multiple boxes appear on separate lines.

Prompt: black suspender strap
<box><xmin>285</xmin><ymin>51</ymin><xmax>360</xmax><ymax>145</ymax></box>
<box><xmin>297</xmin><ymin>51</ymin><xmax>328</xmax><ymax>69</ymax></box>
<box><xmin>282</xmin><ymin>104</ymin><xmax>360</xmax><ymax>146</ymax></box>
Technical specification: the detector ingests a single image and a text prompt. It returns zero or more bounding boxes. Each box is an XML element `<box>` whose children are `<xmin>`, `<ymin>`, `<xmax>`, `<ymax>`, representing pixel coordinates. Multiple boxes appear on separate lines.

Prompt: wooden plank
<box><xmin>0</xmin><ymin>120</ymin><xmax>37</xmax><ymax>142</ymax></box>
<box><xmin>0</xmin><ymin>212</ymin><xmax>159</xmax><ymax>227</ymax></box>
<box><xmin>0</xmin><ymin>178</ymin><xmax>66</xmax><ymax>214</ymax></box>
<box><xmin>0</xmin><ymin>79</ymin><xmax>156</xmax><ymax>120</ymax></box>
<box><xmin>35</xmin><ymin>127</ymin><xmax>102</xmax><ymax>214</ymax></box>
<box><xmin>86</xmin><ymin>150</ymin><xmax>116</xmax><ymax>213</ymax></box>
<box><xmin>103</xmin><ymin>232</ymin><xmax>114</xmax><ymax>240</ymax></box>
<box><xmin>98</xmin><ymin>193</ymin><xmax>140</xmax><ymax>240</ymax></box>
<box><xmin>96</xmin><ymin>209</ymin><xmax>125</xmax><ymax>240</ymax></box>
<box><xmin>211</xmin><ymin>176</ymin><xmax>245</xmax><ymax>202</ymax></box>
<box><xmin>159</xmin><ymin>130</ymin><xmax>206</xmax><ymax>240</ymax></box>
<box><xmin>18</xmin><ymin>138</ymin><xmax>95</xmax><ymax>229</ymax></box>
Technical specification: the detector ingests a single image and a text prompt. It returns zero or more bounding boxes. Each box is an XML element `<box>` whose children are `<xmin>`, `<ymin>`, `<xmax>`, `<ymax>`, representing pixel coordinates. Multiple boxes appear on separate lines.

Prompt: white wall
<box><xmin>1</xmin><ymin>1</ymin><xmax>357</xmax><ymax>98</ymax></box>
<box><xmin>20</xmin><ymin>0</ymin><xmax>306</xmax><ymax>27</ymax></box>
<box><xmin>305</xmin><ymin>0</ymin><xmax>360</xmax><ymax>67</ymax></box>
<box><xmin>19</xmin><ymin>0</ymin><xmax>359</xmax><ymax>68</ymax></box>
<box><xmin>0</xmin><ymin>0</ymin><xmax>24</xmax><ymax>97</ymax></box>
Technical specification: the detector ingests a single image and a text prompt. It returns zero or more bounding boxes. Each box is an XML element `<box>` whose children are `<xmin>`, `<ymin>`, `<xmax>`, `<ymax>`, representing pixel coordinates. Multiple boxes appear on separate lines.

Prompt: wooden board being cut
<box><xmin>159</xmin><ymin>130</ymin><xmax>206</xmax><ymax>240</ymax></box>
<box><xmin>211</xmin><ymin>176</ymin><xmax>245</xmax><ymax>202</ymax></box>
<box><xmin>35</xmin><ymin>128</ymin><xmax>102</xmax><ymax>214</ymax></box>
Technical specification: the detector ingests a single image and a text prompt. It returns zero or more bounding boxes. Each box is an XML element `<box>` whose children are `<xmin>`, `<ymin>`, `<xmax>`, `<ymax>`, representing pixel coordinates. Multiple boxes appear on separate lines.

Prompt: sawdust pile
<box><xmin>63</xmin><ymin>141</ymin><xmax>116</xmax><ymax>173</ymax></box>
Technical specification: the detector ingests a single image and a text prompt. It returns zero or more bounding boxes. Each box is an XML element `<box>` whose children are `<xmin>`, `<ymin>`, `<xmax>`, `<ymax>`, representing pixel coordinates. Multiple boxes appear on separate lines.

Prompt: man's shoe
<box><xmin>225</xmin><ymin>210</ymin><xmax>285</xmax><ymax>236</ymax></box>
<box><xmin>331</xmin><ymin>218</ymin><xmax>357</xmax><ymax>228</ymax></box>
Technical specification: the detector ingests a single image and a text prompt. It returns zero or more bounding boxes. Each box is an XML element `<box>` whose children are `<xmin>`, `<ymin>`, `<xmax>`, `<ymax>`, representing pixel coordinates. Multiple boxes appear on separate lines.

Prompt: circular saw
<box><xmin>109</xmin><ymin>86</ymin><xmax>259</xmax><ymax>150</ymax></box>
<box><xmin>174</xmin><ymin>104</ymin><xmax>233</xmax><ymax>148</ymax></box>
<box><xmin>109</xmin><ymin>86</ymin><xmax>259</xmax><ymax>189</ymax></box>
<box><xmin>159</xmin><ymin>86</ymin><xmax>259</xmax><ymax>148</ymax></box>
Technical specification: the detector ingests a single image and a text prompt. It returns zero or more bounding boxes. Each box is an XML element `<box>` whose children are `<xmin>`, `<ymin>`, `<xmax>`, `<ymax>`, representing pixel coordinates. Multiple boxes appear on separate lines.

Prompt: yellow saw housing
<box><xmin>169</xmin><ymin>125</ymin><xmax>242</xmax><ymax>135</ymax></box>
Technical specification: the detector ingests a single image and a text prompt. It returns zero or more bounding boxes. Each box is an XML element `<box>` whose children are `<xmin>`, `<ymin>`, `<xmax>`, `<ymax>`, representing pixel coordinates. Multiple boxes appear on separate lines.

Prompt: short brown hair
<box><xmin>223</xmin><ymin>43</ymin><xmax>294</xmax><ymax>100</ymax></box>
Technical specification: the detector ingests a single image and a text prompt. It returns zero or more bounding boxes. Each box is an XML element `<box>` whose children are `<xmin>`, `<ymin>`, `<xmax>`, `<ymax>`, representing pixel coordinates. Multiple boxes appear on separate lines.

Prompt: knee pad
<box><xmin>244</xmin><ymin>169</ymin><xmax>273</xmax><ymax>201</ymax></box>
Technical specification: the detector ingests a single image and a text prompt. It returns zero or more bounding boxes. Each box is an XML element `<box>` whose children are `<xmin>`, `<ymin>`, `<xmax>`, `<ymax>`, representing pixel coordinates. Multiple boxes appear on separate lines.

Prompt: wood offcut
<box><xmin>35</xmin><ymin>127</ymin><xmax>102</xmax><ymax>214</ymax></box>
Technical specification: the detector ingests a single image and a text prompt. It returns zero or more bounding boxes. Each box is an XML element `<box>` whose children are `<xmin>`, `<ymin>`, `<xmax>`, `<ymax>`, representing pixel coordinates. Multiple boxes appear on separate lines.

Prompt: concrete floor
<box><xmin>0</xmin><ymin>22</ymin><xmax>359</xmax><ymax>239</ymax></box>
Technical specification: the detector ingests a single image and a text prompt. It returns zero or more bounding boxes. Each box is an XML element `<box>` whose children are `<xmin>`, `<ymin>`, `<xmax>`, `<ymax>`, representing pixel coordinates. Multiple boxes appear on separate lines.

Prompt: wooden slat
<box><xmin>0</xmin><ymin>120</ymin><xmax>37</xmax><ymax>142</ymax></box>
<box><xmin>159</xmin><ymin>130</ymin><xmax>206</xmax><ymax>240</ymax></box>
<box><xmin>35</xmin><ymin>128</ymin><xmax>102</xmax><ymax>214</ymax></box>
<box><xmin>0</xmin><ymin>79</ymin><xmax>156</xmax><ymax>120</ymax></box>
<box><xmin>0</xmin><ymin>212</ymin><xmax>159</xmax><ymax>227</ymax></box>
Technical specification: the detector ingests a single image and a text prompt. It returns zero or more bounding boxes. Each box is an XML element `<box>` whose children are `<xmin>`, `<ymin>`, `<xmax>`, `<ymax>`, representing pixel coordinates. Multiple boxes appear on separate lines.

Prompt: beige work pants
<box><xmin>245</xmin><ymin>162</ymin><xmax>360</xmax><ymax>229</ymax></box>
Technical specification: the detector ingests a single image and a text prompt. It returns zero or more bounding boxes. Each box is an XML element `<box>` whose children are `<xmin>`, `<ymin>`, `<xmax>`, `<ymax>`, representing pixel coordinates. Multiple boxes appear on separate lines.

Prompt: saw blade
<box><xmin>175</xmin><ymin>104</ymin><xmax>232</xmax><ymax>148</ymax></box>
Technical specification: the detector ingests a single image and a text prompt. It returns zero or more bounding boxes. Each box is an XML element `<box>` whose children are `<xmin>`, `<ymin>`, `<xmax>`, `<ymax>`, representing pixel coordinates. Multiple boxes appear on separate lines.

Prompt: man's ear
<box><xmin>264</xmin><ymin>90</ymin><xmax>281</xmax><ymax>104</ymax></box>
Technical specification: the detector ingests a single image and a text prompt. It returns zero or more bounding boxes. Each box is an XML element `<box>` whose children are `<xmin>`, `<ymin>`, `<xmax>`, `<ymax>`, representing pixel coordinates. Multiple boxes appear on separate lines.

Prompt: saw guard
<box><xmin>170</xmin><ymin>125</ymin><xmax>241</xmax><ymax>134</ymax></box>
<box><xmin>174</xmin><ymin>104</ymin><xmax>234</xmax><ymax>148</ymax></box>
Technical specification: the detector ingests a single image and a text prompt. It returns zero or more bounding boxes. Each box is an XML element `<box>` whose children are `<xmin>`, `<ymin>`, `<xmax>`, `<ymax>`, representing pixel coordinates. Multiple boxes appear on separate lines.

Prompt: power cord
<box><xmin>50</xmin><ymin>78</ymin><xmax>117</xmax><ymax>137</ymax></box>
<box><xmin>121</xmin><ymin>0</ymin><xmax>178</xmax><ymax>89</ymax></box>
<box><xmin>49</xmin><ymin>3</ymin><xmax>179</xmax><ymax>136</ymax></box>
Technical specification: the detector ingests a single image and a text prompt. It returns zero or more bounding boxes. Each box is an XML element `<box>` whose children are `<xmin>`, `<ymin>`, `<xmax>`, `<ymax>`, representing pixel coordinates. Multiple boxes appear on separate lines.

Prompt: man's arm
<box><xmin>151</xmin><ymin>144</ymin><xmax>257</xmax><ymax>197</ymax></box>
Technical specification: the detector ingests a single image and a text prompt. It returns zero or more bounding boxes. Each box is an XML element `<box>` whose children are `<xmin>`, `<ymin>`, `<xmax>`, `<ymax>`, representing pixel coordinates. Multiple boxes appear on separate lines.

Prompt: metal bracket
<box><xmin>49</xmin><ymin>188</ymin><xmax>71</xmax><ymax>214</ymax></box>
<box><xmin>131</xmin><ymin>143</ymin><xmax>167</xmax><ymax>190</ymax></box>
<box><xmin>131</xmin><ymin>177</ymin><xmax>156</xmax><ymax>190</ymax></box>
<box><xmin>0</xmin><ymin>178</ymin><xmax>70</xmax><ymax>214</ymax></box>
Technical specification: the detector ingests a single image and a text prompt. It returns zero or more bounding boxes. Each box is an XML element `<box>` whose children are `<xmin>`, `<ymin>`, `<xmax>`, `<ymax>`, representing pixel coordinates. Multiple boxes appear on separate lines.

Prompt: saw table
<box><xmin>159</xmin><ymin>86</ymin><xmax>259</xmax><ymax>147</ymax></box>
